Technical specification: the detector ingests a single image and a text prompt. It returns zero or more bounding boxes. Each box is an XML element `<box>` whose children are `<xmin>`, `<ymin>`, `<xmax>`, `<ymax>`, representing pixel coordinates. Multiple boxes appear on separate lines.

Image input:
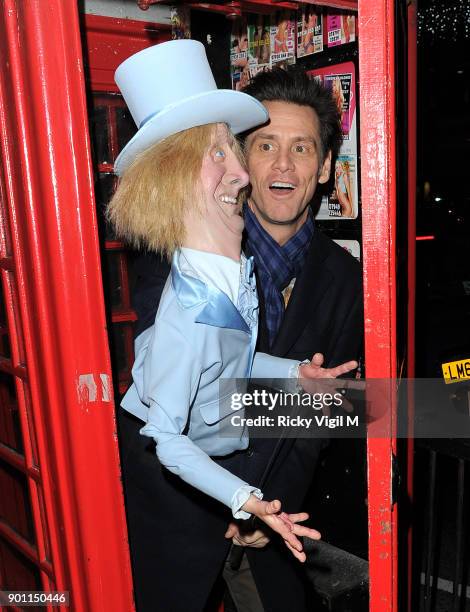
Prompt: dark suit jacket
<box><xmin>239</xmin><ymin>230</ymin><xmax>363</xmax><ymax>611</ymax></box>
<box><xmin>125</xmin><ymin>228</ymin><xmax>363</xmax><ymax>611</ymax></box>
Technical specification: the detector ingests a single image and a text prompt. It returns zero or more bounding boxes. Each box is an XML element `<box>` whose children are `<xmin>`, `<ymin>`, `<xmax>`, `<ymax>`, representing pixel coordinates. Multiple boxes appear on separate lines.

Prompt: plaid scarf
<box><xmin>244</xmin><ymin>205</ymin><xmax>314</xmax><ymax>348</ymax></box>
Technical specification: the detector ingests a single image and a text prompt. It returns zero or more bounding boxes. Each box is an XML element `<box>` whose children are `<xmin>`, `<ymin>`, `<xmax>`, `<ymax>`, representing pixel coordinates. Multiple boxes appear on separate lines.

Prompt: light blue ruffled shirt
<box><xmin>121</xmin><ymin>248</ymin><xmax>300</xmax><ymax>518</ymax></box>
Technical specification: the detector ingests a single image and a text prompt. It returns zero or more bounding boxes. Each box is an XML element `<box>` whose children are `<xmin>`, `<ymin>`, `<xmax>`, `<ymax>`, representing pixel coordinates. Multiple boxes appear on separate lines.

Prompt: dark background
<box><xmin>416</xmin><ymin>0</ymin><xmax>470</xmax><ymax>376</ymax></box>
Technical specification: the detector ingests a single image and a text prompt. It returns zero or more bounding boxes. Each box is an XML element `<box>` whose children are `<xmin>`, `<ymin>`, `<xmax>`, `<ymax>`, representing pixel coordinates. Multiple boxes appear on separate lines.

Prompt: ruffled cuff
<box><xmin>231</xmin><ymin>485</ymin><xmax>263</xmax><ymax>519</ymax></box>
<box><xmin>288</xmin><ymin>358</ymin><xmax>310</xmax><ymax>379</ymax></box>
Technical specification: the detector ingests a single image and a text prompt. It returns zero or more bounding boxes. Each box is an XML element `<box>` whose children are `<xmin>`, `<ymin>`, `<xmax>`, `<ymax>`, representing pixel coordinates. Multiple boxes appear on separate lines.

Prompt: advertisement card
<box><xmin>308</xmin><ymin>63</ymin><xmax>358</xmax><ymax>220</ymax></box>
<box><xmin>317</xmin><ymin>155</ymin><xmax>358</xmax><ymax>219</ymax></box>
<box><xmin>247</xmin><ymin>15</ymin><xmax>271</xmax><ymax>65</ymax></box>
<box><xmin>270</xmin><ymin>11</ymin><xmax>296</xmax><ymax>65</ymax></box>
<box><xmin>327</xmin><ymin>14</ymin><xmax>356</xmax><ymax>47</ymax></box>
<box><xmin>297</xmin><ymin>6</ymin><xmax>323</xmax><ymax>58</ymax></box>
<box><xmin>309</xmin><ymin>62</ymin><xmax>357</xmax><ymax>155</ymax></box>
<box><xmin>230</xmin><ymin>17</ymin><xmax>249</xmax><ymax>90</ymax></box>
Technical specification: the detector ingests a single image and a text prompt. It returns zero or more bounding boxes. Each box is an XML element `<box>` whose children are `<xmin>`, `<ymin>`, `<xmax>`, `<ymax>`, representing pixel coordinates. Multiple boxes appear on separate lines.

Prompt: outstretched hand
<box><xmin>241</xmin><ymin>496</ymin><xmax>320</xmax><ymax>562</ymax></box>
<box><xmin>298</xmin><ymin>353</ymin><xmax>358</xmax><ymax>413</ymax></box>
<box><xmin>299</xmin><ymin>353</ymin><xmax>358</xmax><ymax>379</ymax></box>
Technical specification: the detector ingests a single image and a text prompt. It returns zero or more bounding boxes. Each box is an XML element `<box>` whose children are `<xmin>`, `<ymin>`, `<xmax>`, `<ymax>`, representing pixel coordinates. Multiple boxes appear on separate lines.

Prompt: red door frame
<box><xmin>358</xmin><ymin>0</ymin><xmax>398</xmax><ymax>610</ymax></box>
<box><xmin>0</xmin><ymin>2</ymin><xmax>133</xmax><ymax>610</ymax></box>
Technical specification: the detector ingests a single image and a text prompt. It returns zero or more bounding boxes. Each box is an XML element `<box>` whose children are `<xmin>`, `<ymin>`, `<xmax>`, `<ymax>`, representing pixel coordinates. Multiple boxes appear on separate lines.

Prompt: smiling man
<box><xmin>246</xmin><ymin>100</ymin><xmax>330</xmax><ymax>241</ymax></box>
<box><xmin>222</xmin><ymin>68</ymin><xmax>364</xmax><ymax>612</ymax></box>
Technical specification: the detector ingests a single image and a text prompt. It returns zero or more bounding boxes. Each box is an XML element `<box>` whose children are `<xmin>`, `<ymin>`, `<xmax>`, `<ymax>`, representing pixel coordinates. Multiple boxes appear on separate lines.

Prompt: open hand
<box><xmin>241</xmin><ymin>496</ymin><xmax>320</xmax><ymax>562</ymax></box>
<box><xmin>299</xmin><ymin>353</ymin><xmax>358</xmax><ymax>379</ymax></box>
<box><xmin>299</xmin><ymin>353</ymin><xmax>358</xmax><ymax>414</ymax></box>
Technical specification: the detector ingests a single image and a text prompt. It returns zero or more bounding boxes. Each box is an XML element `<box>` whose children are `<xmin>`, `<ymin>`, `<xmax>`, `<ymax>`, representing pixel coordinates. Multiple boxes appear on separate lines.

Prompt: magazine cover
<box><xmin>324</xmin><ymin>72</ymin><xmax>353</xmax><ymax>139</ymax></box>
<box><xmin>309</xmin><ymin>62</ymin><xmax>357</xmax><ymax>154</ymax></box>
<box><xmin>247</xmin><ymin>15</ymin><xmax>271</xmax><ymax>64</ymax></box>
<box><xmin>327</xmin><ymin>14</ymin><xmax>356</xmax><ymax>47</ymax></box>
<box><xmin>308</xmin><ymin>63</ymin><xmax>358</xmax><ymax>220</ymax></box>
<box><xmin>333</xmin><ymin>239</ymin><xmax>361</xmax><ymax>261</ymax></box>
<box><xmin>171</xmin><ymin>5</ymin><xmax>191</xmax><ymax>40</ymax></box>
<box><xmin>230</xmin><ymin>17</ymin><xmax>249</xmax><ymax>90</ymax></box>
<box><xmin>270</xmin><ymin>11</ymin><xmax>296</xmax><ymax>65</ymax></box>
<box><xmin>297</xmin><ymin>6</ymin><xmax>323</xmax><ymax>58</ymax></box>
<box><xmin>315</xmin><ymin>155</ymin><xmax>357</xmax><ymax>219</ymax></box>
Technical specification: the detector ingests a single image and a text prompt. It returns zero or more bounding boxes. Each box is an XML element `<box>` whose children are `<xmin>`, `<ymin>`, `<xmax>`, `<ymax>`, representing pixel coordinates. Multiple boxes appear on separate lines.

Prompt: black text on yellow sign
<box><xmin>442</xmin><ymin>358</ymin><xmax>470</xmax><ymax>384</ymax></box>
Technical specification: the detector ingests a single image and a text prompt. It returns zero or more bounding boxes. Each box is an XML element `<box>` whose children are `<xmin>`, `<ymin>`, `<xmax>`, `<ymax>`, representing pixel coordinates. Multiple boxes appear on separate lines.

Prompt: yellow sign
<box><xmin>442</xmin><ymin>359</ymin><xmax>470</xmax><ymax>384</ymax></box>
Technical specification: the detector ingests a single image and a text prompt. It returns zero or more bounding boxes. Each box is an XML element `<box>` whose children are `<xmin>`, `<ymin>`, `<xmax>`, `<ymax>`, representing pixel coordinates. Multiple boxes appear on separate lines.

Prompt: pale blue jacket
<box><xmin>121</xmin><ymin>249</ymin><xmax>299</xmax><ymax>517</ymax></box>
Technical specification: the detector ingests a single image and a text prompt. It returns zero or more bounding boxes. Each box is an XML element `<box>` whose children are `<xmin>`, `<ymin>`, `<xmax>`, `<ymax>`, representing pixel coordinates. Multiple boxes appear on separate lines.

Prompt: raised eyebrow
<box><xmin>292</xmin><ymin>137</ymin><xmax>317</xmax><ymax>146</ymax></box>
<box><xmin>254</xmin><ymin>133</ymin><xmax>317</xmax><ymax>146</ymax></box>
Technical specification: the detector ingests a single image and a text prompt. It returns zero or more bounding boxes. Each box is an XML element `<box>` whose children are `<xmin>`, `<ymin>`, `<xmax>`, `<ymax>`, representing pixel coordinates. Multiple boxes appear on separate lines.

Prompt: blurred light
<box><xmin>434</xmin><ymin>196</ymin><xmax>442</xmax><ymax>202</ymax></box>
<box><xmin>418</xmin><ymin>0</ymin><xmax>470</xmax><ymax>41</ymax></box>
<box><xmin>416</xmin><ymin>235</ymin><xmax>435</xmax><ymax>241</ymax></box>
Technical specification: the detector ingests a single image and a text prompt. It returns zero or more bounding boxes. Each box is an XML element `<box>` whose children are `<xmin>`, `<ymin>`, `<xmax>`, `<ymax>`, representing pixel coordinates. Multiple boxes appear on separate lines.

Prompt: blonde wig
<box><xmin>107</xmin><ymin>124</ymin><xmax>219</xmax><ymax>259</ymax></box>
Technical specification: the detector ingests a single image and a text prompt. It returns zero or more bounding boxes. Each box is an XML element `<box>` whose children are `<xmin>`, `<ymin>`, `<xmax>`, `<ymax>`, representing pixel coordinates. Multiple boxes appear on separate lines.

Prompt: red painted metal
<box><xmin>83</xmin><ymin>15</ymin><xmax>171</xmax><ymax>92</ymax></box>
<box><xmin>0</xmin><ymin>1</ymin><xmax>134</xmax><ymax>609</ymax></box>
<box><xmin>358</xmin><ymin>0</ymin><xmax>398</xmax><ymax>610</ymax></box>
<box><xmin>199</xmin><ymin>0</ymin><xmax>298</xmax><ymax>11</ymax></box>
<box><xmin>142</xmin><ymin>0</ymin><xmax>301</xmax><ymax>13</ymax></box>
<box><xmin>300</xmin><ymin>0</ymin><xmax>358</xmax><ymax>9</ymax></box>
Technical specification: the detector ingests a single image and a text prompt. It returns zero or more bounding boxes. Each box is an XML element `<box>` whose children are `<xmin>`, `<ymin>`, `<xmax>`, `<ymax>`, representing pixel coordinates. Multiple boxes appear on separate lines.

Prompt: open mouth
<box><xmin>269</xmin><ymin>181</ymin><xmax>296</xmax><ymax>193</ymax></box>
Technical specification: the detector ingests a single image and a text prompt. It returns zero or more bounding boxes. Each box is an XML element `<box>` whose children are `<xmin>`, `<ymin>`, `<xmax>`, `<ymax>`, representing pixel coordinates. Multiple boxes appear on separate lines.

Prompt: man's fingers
<box><xmin>285</xmin><ymin>540</ymin><xmax>307</xmax><ymax>563</ymax></box>
<box><xmin>285</xmin><ymin>512</ymin><xmax>309</xmax><ymax>523</ymax></box>
<box><xmin>277</xmin><ymin>511</ymin><xmax>294</xmax><ymax>530</ymax></box>
<box><xmin>292</xmin><ymin>525</ymin><xmax>321</xmax><ymax>540</ymax></box>
<box><xmin>224</xmin><ymin>523</ymin><xmax>238</xmax><ymax>539</ymax></box>
<box><xmin>235</xmin><ymin>534</ymin><xmax>270</xmax><ymax>548</ymax></box>
<box><xmin>328</xmin><ymin>360</ymin><xmax>358</xmax><ymax>377</ymax></box>
<box><xmin>280</xmin><ymin>525</ymin><xmax>304</xmax><ymax>552</ymax></box>
<box><xmin>265</xmin><ymin>499</ymin><xmax>281</xmax><ymax>514</ymax></box>
<box><xmin>311</xmin><ymin>353</ymin><xmax>324</xmax><ymax>367</ymax></box>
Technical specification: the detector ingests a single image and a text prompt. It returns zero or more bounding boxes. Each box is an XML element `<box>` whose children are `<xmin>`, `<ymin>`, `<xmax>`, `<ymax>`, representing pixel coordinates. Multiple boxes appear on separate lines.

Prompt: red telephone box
<box><xmin>0</xmin><ymin>1</ymin><xmax>415</xmax><ymax>610</ymax></box>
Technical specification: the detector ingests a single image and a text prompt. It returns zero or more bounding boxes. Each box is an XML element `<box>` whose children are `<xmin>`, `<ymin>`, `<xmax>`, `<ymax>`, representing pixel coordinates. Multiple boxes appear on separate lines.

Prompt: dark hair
<box><xmin>242</xmin><ymin>66</ymin><xmax>343</xmax><ymax>163</ymax></box>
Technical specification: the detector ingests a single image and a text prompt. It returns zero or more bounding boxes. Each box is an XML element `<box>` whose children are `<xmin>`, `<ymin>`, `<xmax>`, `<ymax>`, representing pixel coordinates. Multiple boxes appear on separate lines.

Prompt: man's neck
<box><xmin>247</xmin><ymin>201</ymin><xmax>309</xmax><ymax>246</ymax></box>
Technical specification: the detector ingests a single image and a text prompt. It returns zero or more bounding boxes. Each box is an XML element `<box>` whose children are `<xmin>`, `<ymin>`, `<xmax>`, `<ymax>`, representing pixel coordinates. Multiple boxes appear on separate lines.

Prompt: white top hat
<box><xmin>113</xmin><ymin>39</ymin><xmax>268</xmax><ymax>176</ymax></box>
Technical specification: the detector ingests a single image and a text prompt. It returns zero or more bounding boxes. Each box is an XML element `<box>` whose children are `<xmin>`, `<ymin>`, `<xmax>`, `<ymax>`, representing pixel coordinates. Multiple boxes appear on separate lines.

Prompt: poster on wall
<box><xmin>326</xmin><ymin>14</ymin><xmax>356</xmax><ymax>47</ymax></box>
<box><xmin>333</xmin><ymin>239</ymin><xmax>361</xmax><ymax>261</ymax></box>
<box><xmin>297</xmin><ymin>6</ymin><xmax>323</xmax><ymax>58</ymax></box>
<box><xmin>230</xmin><ymin>17</ymin><xmax>249</xmax><ymax>90</ymax></box>
<box><xmin>308</xmin><ymin>62</ymin><xmax>358</xmax><ymax>220</ymax></box>
<box><xmin>270</xmin><ymin>11</ymin><xmax>296</xmax><ymax>66</ymax></box>
<box><xmin>171</xmin><ymin>5</ymin><xmax>191</xmax><ymax>40</ymax></box>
